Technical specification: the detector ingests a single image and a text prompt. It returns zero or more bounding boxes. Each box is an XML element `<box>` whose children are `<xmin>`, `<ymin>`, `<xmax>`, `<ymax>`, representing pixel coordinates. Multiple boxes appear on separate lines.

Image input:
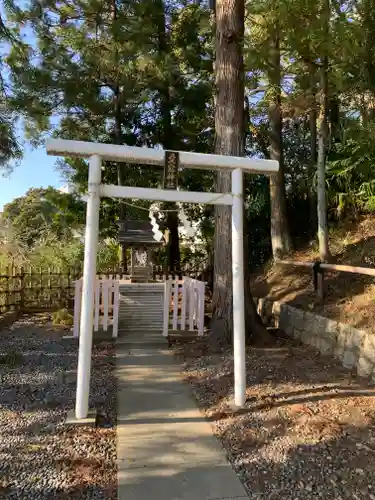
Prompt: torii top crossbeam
<box><xmin>46</xmin><ymin>138</ymin><xmax>278</xmax><ymax>174</ymax></box>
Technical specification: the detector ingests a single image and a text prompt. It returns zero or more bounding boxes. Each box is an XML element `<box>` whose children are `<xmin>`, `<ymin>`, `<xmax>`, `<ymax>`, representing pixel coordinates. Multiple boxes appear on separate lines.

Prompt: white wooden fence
<box><xmin>163</xmin><ymin>276</ymin><xmax>205</xmax><ymax>337</ymax></box>
<box><xmin>73</xmin><ymin>279</ymin><xmax>119</xmax><ymax>338</ymax></box>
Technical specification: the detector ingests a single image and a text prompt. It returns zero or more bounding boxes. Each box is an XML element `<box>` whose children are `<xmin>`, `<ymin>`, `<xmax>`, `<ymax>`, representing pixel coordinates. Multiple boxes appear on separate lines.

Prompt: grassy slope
<box><xmin>251</xmin><ymin>215</ymin><xmax>375</xmax><ymax>331</ymax></box>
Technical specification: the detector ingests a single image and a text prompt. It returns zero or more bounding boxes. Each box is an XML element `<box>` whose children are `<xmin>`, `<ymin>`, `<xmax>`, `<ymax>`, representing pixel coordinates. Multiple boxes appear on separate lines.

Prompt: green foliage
<box><xmin>364</xmin><ymin>197</ymin><xmax>375</xmax><ymax>213</ymax></box>
<box><xmin>5</xmin><ymin>0</ymin><xmax>375</xmax><ymax>271</ymax></box>
<box><xmin>0</xmin><ymin>235</ymin><xmax>83</xmax><ymax>270</ymax></box>
<box><xmin>3</xmin><ymin>187</ymin><xmax>85</xmax><ymax>247</ymax></box>
<box><xmin>0</xmin><ymin>230</ymin><xmax>126</xmax><ymax>272</ymax></box>
<box><xmin>97</xmin><ymin>240</ymin><xmax>121</xmax><ymax>271</ymax></box>
<box><xmin>179</xmin><ymin>245</ymin><xmax>207</xmax><ymax>268</ymax></box>
<box><xmin>28</xmin><ymin>238</ymin><xmax>84</xmax><ymax>270</ymax></box>
<box><xmin>5</xmin><ymin>0</ymin><xmax>215</xmax><ymax>259</ymax></box>
<box><xmin>52</xmin><ymin>308</ymin><xmax>73</xmax><ymax>326</ymax></box>
<box><xmin>0</xmin><ymin>115</ymin><xmax>22</xmax><ymax>173</ymax></box>
<box><xmin>327</xmin><ymin>123</ymin><xmax>375</xmax><ymax>217</ymax></box>
<box><xmin>0</xmin><ymin>3</ymin><xmax>23</xmax><ymax>172</ymax></box>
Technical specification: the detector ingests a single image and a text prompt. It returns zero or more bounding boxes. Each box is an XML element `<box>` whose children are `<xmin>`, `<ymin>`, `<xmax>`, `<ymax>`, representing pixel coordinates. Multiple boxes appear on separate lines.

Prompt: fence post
<box><xmin>112</xmin><ymin>281</ymin><xmax>119</xmax><ymax>338</ymax></box>
<box><xmin>5</xmin><ymin>265</ymin><xmax>10</xmax><ymax>312</ymax></box>
<box><xmin>39</xmin><ymin>267</ymin><xmax>43</xmax><ymax>308</ymax></box>
<box><xmin>12</xmin><ymin>265</ymin><xmax>16</xmax><ymax>311</ymax></box>
<box><xmin>103</xmin><ymin>280</ymin><xmax>109</xmax><ymax>331</ymax></box>
<box><xmin>47</xmin><ymin>268</ymin><xmax>52</xmax><ymax>309</ymax></box>
<box><xmin>19</xmin><ymin>267</ymin><xmax>25</xmax><ymax>312</ymax></box>
<box><xmin>313</xmin><ymin>261</ymin><xmax>325</xmax><ymax>301</ymax></box>
<box><xmin>198</xmin><ymin>281</ymin><xmax>205</xmax><ymax>336</ymax></box>
<box><xmin>94</xmin><ymin>279</ymin><xmax>100</xmax><ymax>331</ymax></box>
<box><xmin>163</xmin><ymin>280</ymin><xmax>171</xmax><ymax>337</ymax></box>
<box><xmin>66</xmin><ymin>268</ymin><xmax>71</xmax><ymax>309</ymax></box>
<box><xmin>188</xmin><ymin>279</ymin><xmax>194</xmax><ymax>331</ymax></box>
<box><xmin>73</xmin><ymin>279</ymin><xmax>82</xmax><ymax>338</ymax></box>
<box><xmin>172</xmin><ymin>278</ymin><xmax>179</xmax><ymax>330</ymax></box>
<box><xmin>181</xmin><ymin>277</ymin><xmax>187</xmax><ymax>331</ymax></box>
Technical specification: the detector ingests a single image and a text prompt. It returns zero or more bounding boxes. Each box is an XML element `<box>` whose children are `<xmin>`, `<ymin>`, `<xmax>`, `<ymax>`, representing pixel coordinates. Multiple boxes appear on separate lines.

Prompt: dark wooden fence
<box><xmin>0</xmin><ymin>262</ymin><xmax>210</xmax><ymax>314</ymax></box>
<box><xmin>0</xmin><ymin>266</ymin><xmax>82</xmax><ymax>314</ymax></box>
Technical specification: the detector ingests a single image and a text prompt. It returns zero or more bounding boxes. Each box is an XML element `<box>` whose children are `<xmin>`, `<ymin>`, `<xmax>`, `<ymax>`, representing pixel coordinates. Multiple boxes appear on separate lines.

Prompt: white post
<box><xmin>198</xmin><ymin>281</ymin><xmax>205</xmax><ymax>336</ymax></box>
<box><xmin>76</xmin><ymin>155</ymin><xmax>101</xmax><ymax>419</ymax></box>
<box><xmin>94</xmin><ymin>279</ymin><xmax>100</xmax><ymax>331</ymax></box>
<box><xmin>188</xmin><ymin>280</ymin><xmax>194</xmax><ymax>331</ymax></box>
<box><xmin>112</xmin><ymin>280</ymin><xmax>119</xmax><ymax>338</ymax></box>
<box><xmin>231</xmin><ymin>168</ymin><xmax>246</xmax><ymax>408</ymax></box>
<box><xmin>163</xmin><ymin>281</ymin><xmax>171</xmax><ymax>337</ymax></box>
<box><xmin>181</xmin><ymin>277</ymin><xmax>187</xmax><ymax>331</ymax></box>
<box><xmin>103</xmin><ymin>281</ymin><xmax>109</xmax><ymax>331</ymax></box>
<box><xmin>73</xmin><ymin>280</ymin><xmax>82</xmax><ymax>338</ymax></box>
<box><xmin>172</xmin><ymin>279</ymin><xmax>179</xmax><ymax>330</ymax></box>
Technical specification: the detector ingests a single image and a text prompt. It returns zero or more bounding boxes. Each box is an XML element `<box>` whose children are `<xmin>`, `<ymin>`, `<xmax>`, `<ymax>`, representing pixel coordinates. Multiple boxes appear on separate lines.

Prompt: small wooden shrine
<box><xmin>118</xmin><ymin>219</ymin><xmax>162</xmax><ymax>282</ymax></box>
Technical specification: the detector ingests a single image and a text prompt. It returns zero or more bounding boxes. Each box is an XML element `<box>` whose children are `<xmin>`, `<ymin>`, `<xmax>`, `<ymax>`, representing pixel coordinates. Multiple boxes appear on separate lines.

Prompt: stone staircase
<box><xmin>130</xmin><ymin>265</ymin><xmax>153</xmax><ymax>283</ymax></box>
<box><xmin>118</xmin><ymin>283</ymin><xmax>164</xmax><ymax>334</ymax></box>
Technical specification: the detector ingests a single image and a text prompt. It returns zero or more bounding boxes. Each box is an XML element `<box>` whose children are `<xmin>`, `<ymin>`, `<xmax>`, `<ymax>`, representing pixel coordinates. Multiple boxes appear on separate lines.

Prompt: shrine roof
<box><xmin>118</xmin><ymin>220</ymin><xmax>162</xmax><ymax>246</ymax></box>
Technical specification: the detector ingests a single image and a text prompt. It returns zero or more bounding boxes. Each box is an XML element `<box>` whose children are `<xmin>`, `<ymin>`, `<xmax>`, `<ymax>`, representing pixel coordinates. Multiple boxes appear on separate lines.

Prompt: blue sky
<box><xmin>0</xmin><ymin>145</ymin><xmax>62</xmax><ymax>210</ymax></box>
<box><xmin>0</xmin><ymin>4</ymin><xmax>63</xmax><ymax>210</ymax></box>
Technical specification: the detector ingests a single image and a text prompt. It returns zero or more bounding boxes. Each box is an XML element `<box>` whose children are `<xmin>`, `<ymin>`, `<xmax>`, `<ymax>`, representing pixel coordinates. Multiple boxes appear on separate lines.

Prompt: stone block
<box><xmin>334</xmin><ymin>323</ymin><xmax>353</xmax><ymax>361</ymax></box>
<box><xmin>290</xmin><ymin>308</ymin><xmax>305</xmax><ymax>330</ymax></box>
<box><xmin>293</xmin><ymin>327</ymin><xmax>302</xmax><ymax>340</ymax></box>
<box><xmin>303</xmin><ymin>311</ymin><xmax>316</xmax><ymax>331</ymax></box>
<box><xmin>357</xmin><ymin>334</ymin><xmax>375</xmax><ymax>377</ymax></box>
<box><xmin>65</xmin><ymin>410</ymin><xmax>97</xmax><ymax>427</ymax></box>
<box><xmin>346</xmin><ymin>327</ymin><xmax>365</xmax><ymax>352</ymax></box>
<box><xmin>342</xmin><ymin>349</ymin><xmax>357</xmax><ymax>369</ymax></box>
<box><xmin>316</xmin><ymin>337</ymin><xmax>335</xmax><ymax>355</ymax></box>
<box><xmin>279</xmin><ymin>304</ymin><xmax>292</xmax><ymax>332</ymax></box>
<box><xmin>310</xmin><ymin>333</ymin><xmax>321</xmax><ymax>349</ymax></box>
<box><xmin>300</xmin><ymin>328</ymin><xmax>312</xmax><ymax>345</ymax></box>
<box><xmin>284</xmin><ymin>322</ymin><xmax>293</xmax><ymax>337</ymax></box>
<box><xmin>325</xmin><ymin>319</ymin><xmax>339</xmax><ymax>338</ymax></box>
<box><xmin>357</xmin><ymin>355</ymin><xmax>374</xmax><ymax>377</ymax></box>
<box><xmin>57</xmin><ymin>369</ymin><xmax>77</xmax><ymax>385</ymax></box>
<box><xmin>311</xmin><ymin>314</ymin><xmax>327</xmax><ymax>336</ymax></box>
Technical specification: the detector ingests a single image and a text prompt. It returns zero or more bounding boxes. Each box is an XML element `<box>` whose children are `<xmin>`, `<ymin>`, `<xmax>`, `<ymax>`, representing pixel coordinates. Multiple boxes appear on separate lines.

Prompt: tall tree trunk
<box><xmin>161</xmin><ymin>87</ymin><xmax>180</xmax><ymax>274</ymax></box>
<box><xmin>211</xmin><ymin>0</ymin><xmax>267</xmax><ymax>343</ymax></box>
<box><xmin>309</xmin><ymin>64</ymin><xmax>318</xmax><ymax>237</ymax></box>
<box><xmin>329</xmin><ymin>96</ymin><xmax>340</xmax><ymax>142</ymax></box>
<box><xmin>115</xmin><ymin>93</ymin><xmax>128</xmax><ymax>270</ymax></box>
<box><xmin>268</xmin><ymin>23</ymin><xmax>292</xmax><ymax>258</ymax></box>
<box><xmin>112</xmin><ymin>0</ymin><xmax>127</xmax><ymax>270</ymax></box>
<box><xmin>317</xmin><ymin>0</ymin><xmax>331</xmax><ymax>262</ymax></box>
<box><xmin>155</xmin><ymin>0</ymin><xmax>180</xmax><ymax>274</ymax></box>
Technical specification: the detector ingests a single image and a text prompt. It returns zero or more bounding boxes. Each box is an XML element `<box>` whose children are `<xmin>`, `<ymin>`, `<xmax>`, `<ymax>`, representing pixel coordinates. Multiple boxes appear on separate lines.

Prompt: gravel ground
<box><xmin>0</xmin><ymin>314</ymin><xmax>117</xmax><ymax>500</ymax></box>
<box><xmin>174</xmin><ymin>333</ymin><xmax>375</xmax><ymax>500</ymax></box>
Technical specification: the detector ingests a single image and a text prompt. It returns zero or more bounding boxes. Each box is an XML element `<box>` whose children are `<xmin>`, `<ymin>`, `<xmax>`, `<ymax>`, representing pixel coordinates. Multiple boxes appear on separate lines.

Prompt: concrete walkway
<box><xmin>116</xmin><ymin>332</ymin><xmax>249</xmax><ymax>500</ymax></box>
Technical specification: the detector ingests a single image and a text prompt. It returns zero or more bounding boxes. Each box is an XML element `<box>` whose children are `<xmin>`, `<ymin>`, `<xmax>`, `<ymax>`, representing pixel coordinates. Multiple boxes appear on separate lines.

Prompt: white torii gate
<box><xmin>46</xmin><ymin>138</ymin><xmax>278</xmax><ymax>419</ymax></box>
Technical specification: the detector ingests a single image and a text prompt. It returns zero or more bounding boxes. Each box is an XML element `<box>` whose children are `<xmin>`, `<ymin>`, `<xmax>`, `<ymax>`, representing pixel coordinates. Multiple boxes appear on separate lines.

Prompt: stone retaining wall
<box><xmin>256</xmin><ymin>297</ymin><xmax>375</xmax><ymax>381</ymax></box>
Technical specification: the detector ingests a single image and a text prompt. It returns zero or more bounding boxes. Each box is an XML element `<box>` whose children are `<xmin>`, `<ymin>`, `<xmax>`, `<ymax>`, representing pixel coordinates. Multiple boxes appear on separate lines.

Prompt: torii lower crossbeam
<box><xmin>45</xmin><ymin>139</ymin><xmax>278</xmax><ymax>419</ymax></box>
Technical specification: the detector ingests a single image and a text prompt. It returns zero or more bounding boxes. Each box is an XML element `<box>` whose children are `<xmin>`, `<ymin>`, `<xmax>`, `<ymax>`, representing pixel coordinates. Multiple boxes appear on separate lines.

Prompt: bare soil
<box><xmin>175</xmin><ymin>334</ymin><xmax>375</xmax><ymax>499</ymax></box>
<box><xmin>251</xmin><ymin>215</ymin><xmax>375</xmax><ymax>331</ymax></box>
